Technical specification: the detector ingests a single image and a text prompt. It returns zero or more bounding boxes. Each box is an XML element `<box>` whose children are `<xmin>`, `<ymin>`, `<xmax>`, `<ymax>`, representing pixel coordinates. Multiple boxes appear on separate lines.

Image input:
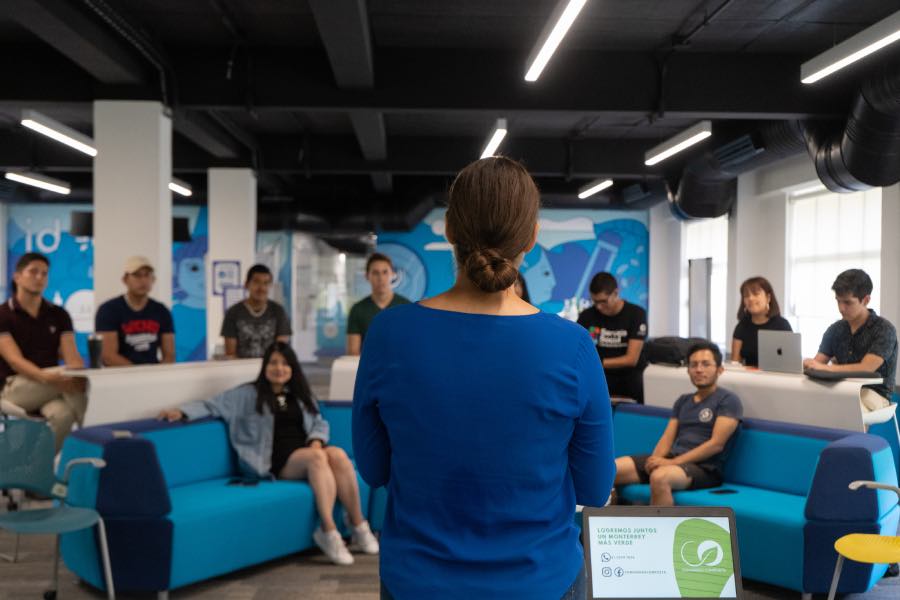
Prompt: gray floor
<box><xmin>1</xmin><ymin>528</ymin><xmax>898</xmax><ymax>600</ymax></box>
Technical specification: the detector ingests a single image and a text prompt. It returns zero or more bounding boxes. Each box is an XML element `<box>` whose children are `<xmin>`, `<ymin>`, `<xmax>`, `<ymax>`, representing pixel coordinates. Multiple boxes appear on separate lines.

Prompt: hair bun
<box><xmin>463</xmin><ymin>248</ymin><xmax>519</xmax><ymax>293</ymax></box>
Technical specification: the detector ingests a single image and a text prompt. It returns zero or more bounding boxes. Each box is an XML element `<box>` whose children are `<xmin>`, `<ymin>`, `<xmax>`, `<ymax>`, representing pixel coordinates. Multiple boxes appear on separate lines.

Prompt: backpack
<box><xmin>644</xmin><ymin>336</ymin><xmax>708</xmax><ymax>366</ymax></box>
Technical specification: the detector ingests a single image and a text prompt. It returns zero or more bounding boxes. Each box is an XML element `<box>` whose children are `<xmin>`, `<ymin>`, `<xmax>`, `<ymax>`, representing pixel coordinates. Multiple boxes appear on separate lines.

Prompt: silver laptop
<box><xmin>582</xmin><ymin>505</ymin><xmax>743</xmax><ymax>599</ymax></box>
<box><xmin>758</xmin><ymin>330</ymin><xmax>802</xmax><ymax>374</ymax></box>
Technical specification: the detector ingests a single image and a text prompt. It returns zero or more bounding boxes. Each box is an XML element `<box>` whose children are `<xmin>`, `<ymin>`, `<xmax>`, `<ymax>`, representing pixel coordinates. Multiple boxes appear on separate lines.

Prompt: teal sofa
<box><xmin>613</xmin><ymin>404</ymin><xmax>899</xmax><ymax>595</ymax></box>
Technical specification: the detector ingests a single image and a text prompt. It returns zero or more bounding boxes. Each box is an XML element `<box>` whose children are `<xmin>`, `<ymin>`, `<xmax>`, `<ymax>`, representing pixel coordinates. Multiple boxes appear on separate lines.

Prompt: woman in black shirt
<box><xmin>731</xmin><ymin>276</ymin><xmax>792</xmax><ymax>366</ymax></box>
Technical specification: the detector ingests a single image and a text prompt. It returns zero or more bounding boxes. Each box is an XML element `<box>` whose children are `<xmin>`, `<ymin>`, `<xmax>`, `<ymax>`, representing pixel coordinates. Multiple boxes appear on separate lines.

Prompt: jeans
<box><xmin>380</xmin><ymin>568</ymin><xmax>586</xmax><ymax>599</ymax></box>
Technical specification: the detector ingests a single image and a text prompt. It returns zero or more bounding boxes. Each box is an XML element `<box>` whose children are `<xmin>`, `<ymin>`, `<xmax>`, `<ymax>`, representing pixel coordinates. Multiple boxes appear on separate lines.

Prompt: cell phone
<box><xmin>227</xmin><ymin>478</ymin><xmax>259</xmax><ymax>487</ymax></box>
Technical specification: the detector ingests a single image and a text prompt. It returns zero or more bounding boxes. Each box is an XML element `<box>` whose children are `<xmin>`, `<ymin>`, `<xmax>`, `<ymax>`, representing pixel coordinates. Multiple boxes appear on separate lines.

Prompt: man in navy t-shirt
<box><xmin>95</xmin><ymin>256</ymin><xmax>175</xmax><ymax>365</ymax></box>
<box><xmin>614</xmin><ymin>341</ymin><xmax>742</xmax><ymax>506</ymax></box>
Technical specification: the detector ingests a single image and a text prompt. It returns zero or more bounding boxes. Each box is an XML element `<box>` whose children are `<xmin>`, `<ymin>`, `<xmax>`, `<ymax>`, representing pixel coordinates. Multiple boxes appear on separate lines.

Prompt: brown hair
<box><xmin>737</xmin><ymin>276</ymin><xmax>781</xmax><ymax>320</ymax></box>
<box><xmin>366</xmin><ymin>252</ymin><xmax>393</xmax><ymax>274</ymax></box>
<box><xmin>446</xmin><ymin>157</ymin><xmax>540</xmax><ymax>293</ymax></box>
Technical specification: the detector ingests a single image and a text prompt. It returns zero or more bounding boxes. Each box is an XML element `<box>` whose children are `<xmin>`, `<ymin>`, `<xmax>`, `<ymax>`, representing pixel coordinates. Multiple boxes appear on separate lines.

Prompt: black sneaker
<box><xmin>885</xmin><ymin>563</ymin><xmax>899</xmax><ymax>578</ymax></box>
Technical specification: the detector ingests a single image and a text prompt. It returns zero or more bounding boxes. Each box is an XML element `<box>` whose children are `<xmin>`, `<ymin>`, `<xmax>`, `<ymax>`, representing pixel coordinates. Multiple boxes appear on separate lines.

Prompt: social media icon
<box><xmin>602</xmin><ymin>567</ymin><xmax>612</xmax><ymax>577</ymax></box>
<box><xmin>601</xmin><ymin>553</ymin><xmax>612</xmax><ymax>562</ymax></box>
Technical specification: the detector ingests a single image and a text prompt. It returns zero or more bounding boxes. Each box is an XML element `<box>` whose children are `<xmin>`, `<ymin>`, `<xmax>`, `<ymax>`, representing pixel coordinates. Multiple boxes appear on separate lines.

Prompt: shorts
<box><xmin>630</xmin><ymin>453</ymin><xmax>722</xmax><ymax>490</ymax></box>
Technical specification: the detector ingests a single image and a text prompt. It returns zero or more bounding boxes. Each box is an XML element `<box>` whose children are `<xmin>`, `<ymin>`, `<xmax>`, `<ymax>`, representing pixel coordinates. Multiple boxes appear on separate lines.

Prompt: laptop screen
<box><xmin>582</xmin><ymin>507</ymin><xmax>742</xmax><ymax>599</ymax></box>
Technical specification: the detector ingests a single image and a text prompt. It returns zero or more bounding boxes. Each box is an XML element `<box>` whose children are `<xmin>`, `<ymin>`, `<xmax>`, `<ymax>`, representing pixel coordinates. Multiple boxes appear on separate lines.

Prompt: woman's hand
<box><xmin>157</xmin><ymin>408</ymin><xmax>185</xmax><ymax>422</ymax></box>
<box><xmin>308</xmin><ymin>439</ymin><xmax>324</xmax><ymax>449</ymax></box>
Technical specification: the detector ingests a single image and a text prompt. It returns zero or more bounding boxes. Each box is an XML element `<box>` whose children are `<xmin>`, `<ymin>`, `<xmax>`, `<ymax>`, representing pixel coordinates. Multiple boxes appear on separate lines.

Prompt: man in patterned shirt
<box><xmin>804</xmin><ymin>269</ymin><xmax>897</xmax><ymax>412</ymax></box>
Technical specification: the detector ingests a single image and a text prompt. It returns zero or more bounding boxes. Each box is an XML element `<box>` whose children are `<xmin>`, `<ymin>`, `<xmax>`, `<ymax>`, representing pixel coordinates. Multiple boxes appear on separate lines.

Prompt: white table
<box><xmin>328</xmin><ymin>355</ymin><xmax>360</xmax><ymax>401</ymax></box>
<box><xmin>66</xmin><ymin>359</ymin><xmax>262</xmax><ymax>426</ymax></box>
<box><xmin>643</xmin><ymin>363</ymin><xmax>882</xmax><ymax>432</ymax></box>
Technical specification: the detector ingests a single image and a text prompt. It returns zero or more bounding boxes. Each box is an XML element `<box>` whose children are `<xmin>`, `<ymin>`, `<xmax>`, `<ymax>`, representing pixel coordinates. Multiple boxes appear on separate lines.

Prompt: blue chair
<box><xmin>0</xmin><ymin>418</ymin><xmax>115</xmax><ymax>600</ymax></box>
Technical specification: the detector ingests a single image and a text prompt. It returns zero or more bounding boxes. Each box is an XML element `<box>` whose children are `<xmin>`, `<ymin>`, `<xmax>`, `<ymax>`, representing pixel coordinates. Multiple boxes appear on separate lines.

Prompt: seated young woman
<box><xmin>731</xmin><ymin>276</ymin><xmax>792</xmax><ymax>367</ymax></box>
<box><xmin>158</xmin><ymin>341</ymin><xmax>377</xmax><ymax>565</ymax></box>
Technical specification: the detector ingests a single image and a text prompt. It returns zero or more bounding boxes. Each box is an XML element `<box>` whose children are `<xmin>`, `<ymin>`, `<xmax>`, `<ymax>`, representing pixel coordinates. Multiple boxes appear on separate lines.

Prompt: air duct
<box><xmin>804</xmin><ymin>59</ymin><xmax>900</xmax><ymax>192</ymax></box>
<box><xmin>667</xmin><ymin>120</ymin><xmax>806</xmax><ymax>219</ymax></box>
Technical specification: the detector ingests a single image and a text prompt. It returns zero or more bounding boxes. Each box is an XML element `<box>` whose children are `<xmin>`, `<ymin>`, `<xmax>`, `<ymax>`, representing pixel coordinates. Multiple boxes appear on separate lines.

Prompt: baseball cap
<box><xmin>124</xmin><ymin>256</ymin><xmax>154</xmax><ymax>274</ymax></box>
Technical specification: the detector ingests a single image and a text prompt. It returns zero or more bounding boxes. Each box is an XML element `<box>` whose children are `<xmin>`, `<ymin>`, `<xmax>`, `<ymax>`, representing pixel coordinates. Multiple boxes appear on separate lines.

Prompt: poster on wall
<box><xmin>6</xmin><ymin>204</ymin><xmax>208</xmax><ymax>362</ymax></box>
<box><xmin>375</xmin><ymin>208</ymin><xmax>649</xmax><ymax>318</ymax></box>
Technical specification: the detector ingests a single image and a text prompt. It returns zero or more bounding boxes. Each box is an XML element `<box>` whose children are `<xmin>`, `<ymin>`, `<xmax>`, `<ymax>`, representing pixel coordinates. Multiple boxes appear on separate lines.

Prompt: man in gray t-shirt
<box><xmin>220</xmin><ymin>264</ymin><xmax>292</xmax><ymax>358</ymax></box>
<box><xmin>614</xmin><ymin>342</ymin><xmax>743</xmax><ymax>506</ymax></box>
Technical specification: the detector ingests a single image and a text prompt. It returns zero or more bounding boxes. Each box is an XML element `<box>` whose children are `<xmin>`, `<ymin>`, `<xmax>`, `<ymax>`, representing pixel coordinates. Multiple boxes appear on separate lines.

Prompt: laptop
<box><xmin>757</xmin><ymin>331</ymin><xmax>802</xmax><ymax>374</ymax></box>
<box><xmin>582</xmin><ymin>505</ymin><xmax>743</xmax><ymax>599</ymax></box>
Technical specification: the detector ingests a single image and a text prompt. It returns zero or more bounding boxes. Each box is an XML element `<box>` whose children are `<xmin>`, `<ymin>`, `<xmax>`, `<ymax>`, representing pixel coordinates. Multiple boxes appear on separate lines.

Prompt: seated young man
<box><xmin>614</xmin><ymin>342</ymin><xmax>742</xmax><ymax>506</ymax></box>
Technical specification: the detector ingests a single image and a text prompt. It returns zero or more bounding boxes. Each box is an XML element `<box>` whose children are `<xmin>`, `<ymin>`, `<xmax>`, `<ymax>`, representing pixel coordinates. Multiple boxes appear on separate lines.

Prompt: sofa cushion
<box><xmin>140</xmin><ymin>420</ymin><xmax>236</xmax><ymax>487</ymax></box>
<box><xmin>619</xmin><ymin>483</ymin><xmax>807</xmax><ymax>590</ymax></box>
<box><xmin>723</xmin><ymin>427</ymin><xmax>832</xmax><ymax>496</ymax></box>
<box><xmin>167</xmin><ymin>478</ymin><xmax>319</xmax><ymax>588</ymax></box>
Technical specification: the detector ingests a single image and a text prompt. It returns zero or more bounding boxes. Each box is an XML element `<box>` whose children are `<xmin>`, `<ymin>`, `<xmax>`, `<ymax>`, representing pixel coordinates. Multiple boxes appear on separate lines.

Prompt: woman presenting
<box><xmin>353</xmin><ymin>157</ymin><xmax>616</xmax><ymax>599</ymax></box>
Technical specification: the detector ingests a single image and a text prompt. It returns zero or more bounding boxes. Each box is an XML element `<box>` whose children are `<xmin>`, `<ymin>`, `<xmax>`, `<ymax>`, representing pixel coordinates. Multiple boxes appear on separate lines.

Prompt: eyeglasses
<box><xmin>688</xmin><ymin>361</ymin><xmax>716</xmax><ymax>369</ymax></box>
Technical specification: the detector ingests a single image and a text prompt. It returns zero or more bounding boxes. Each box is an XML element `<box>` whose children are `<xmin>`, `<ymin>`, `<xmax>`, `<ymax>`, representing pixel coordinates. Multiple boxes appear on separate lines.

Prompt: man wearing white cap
<box><xmin>94</xmin><ymin>256</ymin><xmax>175</xmax><ymax>365</ymax></box>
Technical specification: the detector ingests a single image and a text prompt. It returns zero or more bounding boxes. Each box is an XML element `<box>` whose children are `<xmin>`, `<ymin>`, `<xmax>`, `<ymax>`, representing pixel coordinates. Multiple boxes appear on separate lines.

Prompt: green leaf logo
<box><xmin>673</xmin><ymin>518</ymin><xmax>733</xmax><ymax>597</ymax></box>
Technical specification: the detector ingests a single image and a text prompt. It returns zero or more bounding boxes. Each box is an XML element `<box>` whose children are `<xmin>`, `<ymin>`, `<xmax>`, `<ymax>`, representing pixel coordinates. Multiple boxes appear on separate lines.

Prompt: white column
<box><xmin>880</xmin><ymin>185</ymin><xmax>900</xmax><ymax>388</ymax></box>
<box><xmin>648</xmin><ymin>202</ymin><xmax>683</xmax><ymax>337</ymax></box>
<box><xmin>206</xmin><ymin>168</ymin><xmax>257</xmax><ymax>357</ymax></box>
<box><xmin>93</xmin><ymin>101</ymin><xmax>172</xmax><ymax>306</ymax></box>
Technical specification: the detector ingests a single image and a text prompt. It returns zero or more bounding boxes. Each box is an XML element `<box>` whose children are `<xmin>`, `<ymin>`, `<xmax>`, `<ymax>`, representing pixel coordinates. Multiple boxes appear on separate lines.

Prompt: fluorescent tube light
<box><xmin>578</xmin><ymin>179</ymin><xmax>614</xmax><ymax>199</ymax></box>
<box><xmin>524</xmin><ymin>0</ymin><xmax>588</xmax><ymax>82</ymax></box>
<box><xmin>5</xmin><ymin>171</ymin><xmax>71</xmax><ymax>195</ymax></box>
<box><xmin>20</xmin><ymin>109</ymin><xmax>97</xmax><ymax>157</ymax></box>
<box><xmin>480</xmin><ymin>118</ymin><xmax>508</xmax><ymax>159</ymax></box>
<box><xmin>644</xmin><ymin>121</ymin><xmax>712</xmax><ymax>166</ymax></box>
<box><xmin>168</xmin><ymin>179</ymin><xmax>193</xmax><ymax>197</ymax></box>
<box><xmin>802</xmin><ymin>10</ymin><xmax>900</xmax><ymax>84</ymax></box>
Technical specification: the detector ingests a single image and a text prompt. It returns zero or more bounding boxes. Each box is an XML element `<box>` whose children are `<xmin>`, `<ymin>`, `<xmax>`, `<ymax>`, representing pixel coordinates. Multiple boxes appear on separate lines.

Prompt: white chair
<box><xmin>328</xmin><ymin>355</ymin><xmax>361</xmax><ymax>401</ymax></box>
<box><xmin>862</xmin><ymin>403</ymin><xmax>900</xmax><ymax>446</ymax></box>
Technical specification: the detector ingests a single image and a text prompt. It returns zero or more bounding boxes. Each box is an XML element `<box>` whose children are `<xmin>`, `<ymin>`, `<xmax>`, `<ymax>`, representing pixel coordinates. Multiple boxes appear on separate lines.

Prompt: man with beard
<box><xmin>614</xmin><ymin>341</ymin><xmax>742</xmax><ymax>506</ymax></box>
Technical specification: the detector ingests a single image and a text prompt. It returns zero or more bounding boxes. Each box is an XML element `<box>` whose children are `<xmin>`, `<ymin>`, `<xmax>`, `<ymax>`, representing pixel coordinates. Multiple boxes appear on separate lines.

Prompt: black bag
<box><xmin>644</xmin><ymin>336</ymin><xmax>708</xmax><ymax>366</ymax></box>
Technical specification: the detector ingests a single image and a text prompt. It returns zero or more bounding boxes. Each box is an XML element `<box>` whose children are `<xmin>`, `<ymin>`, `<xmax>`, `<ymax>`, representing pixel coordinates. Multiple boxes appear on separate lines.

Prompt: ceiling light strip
<box><xmin>524</xmin><ymin>0</ymin><xmax>588</xmax><ymax>82</ymax></box>
<box><xmin>5</xmin><ymin>171</ymin><xmax>71</xmax><ymax>195</ymax></box>
<box><xmin>644</xmin><ymin>121</ymin><xmax>713</xmax><ymax>166</ymax></box>
<box><xmin>480</xmin><ymin>118</ymin><xmax>508</xmax><ymax>159</ymax></box>
<box><xmin>578</xmin><ymin>179</ymin><xmax>614</xmax><ymax>199</ymax></box>
<box><xmin>168</xmin><ymin>179</ymin><xmax>193</xmax><ymax>197</ymax></box>
<box><xmin>20</xmin><ymin>110</ymin><xmax>97</xmax><ymax>157</ymax></box>
<box><xmin>801</xmin><ymin>10</ymin><xmax>900</xmax><ymax>84</ymax></box>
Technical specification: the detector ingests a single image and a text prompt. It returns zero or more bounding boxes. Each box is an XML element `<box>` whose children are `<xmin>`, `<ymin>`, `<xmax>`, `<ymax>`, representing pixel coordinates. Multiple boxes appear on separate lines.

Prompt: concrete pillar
<box><xmin>880</xmin><ymin>184</ymin><xmax>900</xmax><ymax>389</ymax></box>
<box><xmin>648</xmin><ymin>202</ymin><xmax>683</xmax><ymax>337</ymax></box>
<box><xmin>206</xmin><ymin>168</ymin><xmax>257</xmax><ymax>357</ymax></box>
<box><xmin>93</xmin><ymin>101</ymin><xmax>172</xmax><ymax>306</ymax></box>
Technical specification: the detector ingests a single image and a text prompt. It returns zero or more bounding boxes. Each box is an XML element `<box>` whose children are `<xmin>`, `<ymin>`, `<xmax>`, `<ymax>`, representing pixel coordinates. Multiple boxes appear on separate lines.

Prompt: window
<box><xmin>787</xmin><ymin>188</ymin><xmax>882</xmax><ymax>357</ymax></box>
<box><xmin>681</xmin><ymin>215</ymin><xmax>729</xmax><ymax>349</ymax></box>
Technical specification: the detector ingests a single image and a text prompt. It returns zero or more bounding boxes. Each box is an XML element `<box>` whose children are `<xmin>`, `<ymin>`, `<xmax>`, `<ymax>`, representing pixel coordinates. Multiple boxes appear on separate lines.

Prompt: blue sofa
<box><xmin>57</xmin><ymin>400</ymin><xmax>372</xmax><ymax>596</ymax></box>
<box><xmin>614</xmin><ymin>404</ymin><xmax>899</xmax><ymax>595</ymax></box>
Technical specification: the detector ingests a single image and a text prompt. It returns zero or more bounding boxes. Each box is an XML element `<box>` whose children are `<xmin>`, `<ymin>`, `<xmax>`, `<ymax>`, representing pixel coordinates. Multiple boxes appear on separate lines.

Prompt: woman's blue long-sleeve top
<box><xmin>180</xmin><ymin>383</ymin><xmax>329</xmax><ymax>478</ymax></box>
<box><xmin>352</xmin><ymin>303</ymin><xmax>615</xmax><ymax>600</ymax></box>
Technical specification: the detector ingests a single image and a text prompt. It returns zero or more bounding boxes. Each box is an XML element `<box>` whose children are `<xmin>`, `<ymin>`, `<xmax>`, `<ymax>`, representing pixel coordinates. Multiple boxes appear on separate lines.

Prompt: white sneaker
<box><xmin>313</xmin><ymin>527</ymin><xmax>354</xmax><ymax>565</ymax></box>
<box><xmin>349</xmin><ymin>520</ymin><xmax>380</xmax><ymax>555</ymax></box>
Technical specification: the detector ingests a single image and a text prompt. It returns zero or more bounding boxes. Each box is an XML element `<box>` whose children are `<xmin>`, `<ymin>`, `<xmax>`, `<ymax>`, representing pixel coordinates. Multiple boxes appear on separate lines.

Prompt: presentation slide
<box><xmin>587</xmin><ymin>516</ymin><xmax>737</xmax><ymax>598</ymax></box>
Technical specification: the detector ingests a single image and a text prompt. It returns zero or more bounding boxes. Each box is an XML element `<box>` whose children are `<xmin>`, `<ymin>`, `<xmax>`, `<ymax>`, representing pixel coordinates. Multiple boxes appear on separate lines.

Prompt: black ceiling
<box><xmin>1</xmin><ymin>0</ymin><xmax>899</xmax><ymax>230</ymax></box>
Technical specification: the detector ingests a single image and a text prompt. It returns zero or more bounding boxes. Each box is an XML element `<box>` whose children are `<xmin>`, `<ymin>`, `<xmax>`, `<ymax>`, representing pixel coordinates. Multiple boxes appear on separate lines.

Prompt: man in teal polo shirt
<box><xmin>346</xmin><ymin>253</ymin><xmax>410</xmax><ymax>355</ymax></box>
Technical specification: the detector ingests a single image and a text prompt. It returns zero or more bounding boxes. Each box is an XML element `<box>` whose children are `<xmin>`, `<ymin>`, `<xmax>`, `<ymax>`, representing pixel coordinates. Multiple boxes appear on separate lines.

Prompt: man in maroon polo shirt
<box><xmin>0</xmin><ymin>253</ymin><xmax>86</xmax><ymax>450</ymax></box>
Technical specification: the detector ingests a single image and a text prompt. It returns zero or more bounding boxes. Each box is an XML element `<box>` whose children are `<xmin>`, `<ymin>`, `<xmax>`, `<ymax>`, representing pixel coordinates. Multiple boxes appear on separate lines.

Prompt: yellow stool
<box><xmin>827</xmin><ymin>481</ymin><xmax>900</xmax><ymax>600</ymax></box>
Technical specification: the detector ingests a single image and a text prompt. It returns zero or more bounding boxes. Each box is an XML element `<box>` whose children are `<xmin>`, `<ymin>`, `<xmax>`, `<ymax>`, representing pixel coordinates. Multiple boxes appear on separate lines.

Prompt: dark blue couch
<box><xmin>614</xmin><ymin>404</ymin><xmax>899</xmax><ymax>595</ymax></box>
<box><xmin>57</xmin><ymin>400</ymin><xmax>372</xmax><ymax>595</ymax></box>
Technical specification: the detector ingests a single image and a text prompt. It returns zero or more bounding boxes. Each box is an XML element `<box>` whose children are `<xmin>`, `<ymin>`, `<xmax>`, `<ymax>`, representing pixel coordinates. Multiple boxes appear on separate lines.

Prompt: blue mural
<box><xmin>172</xmin><ymin>207</ymin><xmax>208</xmax><ymax>362</ymax></box>
<box><xmin>376</xmin><ymin>208</ymin><xmax>649</xmax><ymax>317</ymax></box>
<box><xmin>6</xmin><ymin>204</ymin><xmax>208</xmax><ymax>362</ymax></box>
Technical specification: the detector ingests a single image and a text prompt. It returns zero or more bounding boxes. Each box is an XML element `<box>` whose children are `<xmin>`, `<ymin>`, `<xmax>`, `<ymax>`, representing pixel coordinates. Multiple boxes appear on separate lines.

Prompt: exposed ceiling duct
<box><xmin>665</xmin><ymin>120</ymin><xmax>807</xmax><ymax>219</ymax></box>
<box><xmin>804</xmin><ymin>58</ymin><xmax>900</xmax><ymax>193</ymax></box>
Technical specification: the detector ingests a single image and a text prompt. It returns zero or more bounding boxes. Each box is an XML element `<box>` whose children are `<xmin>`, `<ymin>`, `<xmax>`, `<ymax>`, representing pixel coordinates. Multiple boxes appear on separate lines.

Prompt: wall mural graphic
<box><xmin>376</xmin><ymin>208</ymin><xmax>649</xmax><ymax>317</ymax></box>
<box><xmin>6</xmin><ymin>204</ymin><xmax>208</xmax><ymax>362</ymax></box>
